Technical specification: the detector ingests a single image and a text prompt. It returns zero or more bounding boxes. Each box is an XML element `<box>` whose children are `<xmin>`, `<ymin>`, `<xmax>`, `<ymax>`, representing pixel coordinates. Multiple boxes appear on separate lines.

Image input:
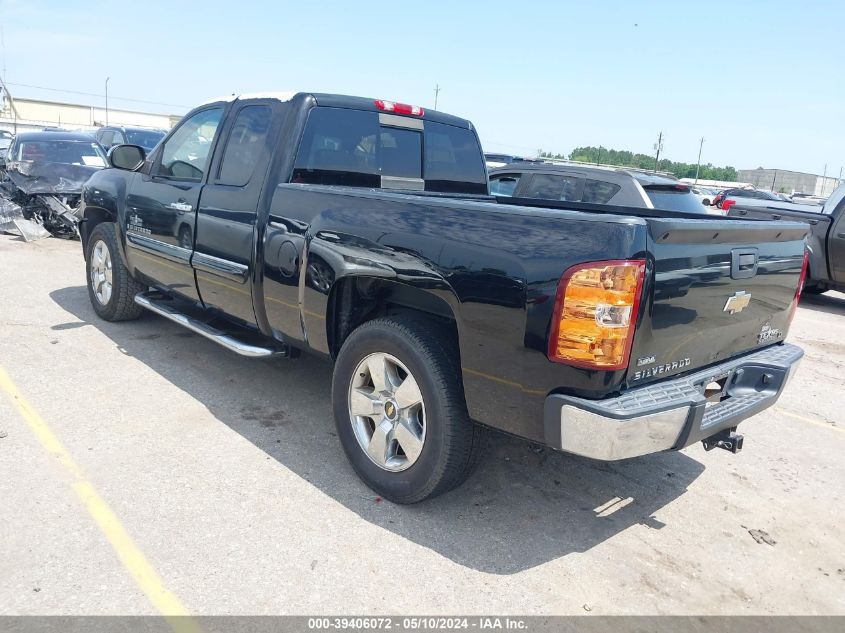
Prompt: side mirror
<box><xmin>108</xmin><ymin>144</ymin><xmax>146</xmax><ymax>171</ymax></box>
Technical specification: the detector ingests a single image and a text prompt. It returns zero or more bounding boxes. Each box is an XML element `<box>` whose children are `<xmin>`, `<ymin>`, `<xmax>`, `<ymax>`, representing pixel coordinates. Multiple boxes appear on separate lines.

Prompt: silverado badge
<box><xmin>724</xmin><ymin>291</ymin><xmax>751</xmax><ymax>314</ymax></box>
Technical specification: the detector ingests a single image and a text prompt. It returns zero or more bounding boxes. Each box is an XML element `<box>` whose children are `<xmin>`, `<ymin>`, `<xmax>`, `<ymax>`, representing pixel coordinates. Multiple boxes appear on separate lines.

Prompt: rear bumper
<box><xmin>543</xmin><ymin>343</ymin><xmax>803</xmax><ymax>460</ymax></box>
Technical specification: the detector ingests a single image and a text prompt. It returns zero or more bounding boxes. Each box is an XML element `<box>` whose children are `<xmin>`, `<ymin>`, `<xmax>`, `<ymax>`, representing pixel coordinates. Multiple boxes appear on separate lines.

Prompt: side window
<box><xmin>98</xmin><ymin>131</ymin><xmax>114</xmax><ymax>147</ymax></box>
<box><xmin>489</xmin><ymin>174</ymin><xmax>521</xmax><ymax>197</ymax></box>
<box><xmin>582</xmin><ymin>179</ymin><xmax>621</xmax><ymax>204</ymax></box>
<box><xmin>522</xmin><ymin>174</ymin><xmax>581</xmax><ymax>201</ymax></box>
<box><xmin>114</xmin><ymin>132</ymin><xmax>125</xmax><ymax>145</ymax></box>
<box><xmin>156</xmin><ymin>108</ymin><xmax>224</xmax><ymax>181</ymax></box>
<box><xmin>217</xmin><ymin>105</ymin><xmax>272</xmax><ymax>186</ymax></box>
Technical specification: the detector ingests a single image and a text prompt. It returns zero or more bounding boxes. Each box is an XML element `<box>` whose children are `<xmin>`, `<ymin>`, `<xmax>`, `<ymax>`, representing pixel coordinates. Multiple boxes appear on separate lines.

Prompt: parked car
<box><xmin>489</xmin><ymin>163</ymin><xmax>723</xmax><ymax>214</ymax></box>
<box><xmin>791</xmin><ymin>192</ymin><xmax>827</xmax><ymax>206</ymax></box>
<box><xmin>79</xmin><ymin>92</ymin><xmax>807</xmax><ymax>503</ymax></box>
<box><xmin>714</xmin><ymin>187</ymin><xmax>782</xmax><ymax>209</ymax></box>
<box><xmin>483</xmin><ymin>153</ymin><xmax>541</xmax><ymax>170</ymax></box>
<box><xmin>717</xmin><ymin>188</ymin><xmax>822</xmax><ymax>215</ymax></box>
<box><xmin>689</xmin><ymin>185</ymin><xmax>719</xmax><ymax>206</ymax></box>
<box><xmin>728</xmin><ymin>182</ymin><xmax>845</xmax><ymax>294</ymax></box>
<box><xmin>95</xmin><ymin>126</ymin><xmax>167</xmax><ymax>154</ymax></box>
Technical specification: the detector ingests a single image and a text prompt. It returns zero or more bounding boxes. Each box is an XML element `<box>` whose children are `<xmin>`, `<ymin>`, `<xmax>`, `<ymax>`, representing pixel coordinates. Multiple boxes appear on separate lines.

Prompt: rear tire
<box><xmin>332</xmin><ymin>316</ymin><xmax>483</xmax><ymax>503</ymax></box>
<box><xmin>85</xmin><ymin>222</ymin><xmax>146</xmax><ymax>321</ymax></box>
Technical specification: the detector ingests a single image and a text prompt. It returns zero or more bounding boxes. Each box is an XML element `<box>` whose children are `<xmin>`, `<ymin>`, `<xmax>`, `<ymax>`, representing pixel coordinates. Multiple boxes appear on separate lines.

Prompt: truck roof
<box><xmin>196</xmin><ymin>92</ymin><xmax>474</xmax><ymax>130</ymax></box>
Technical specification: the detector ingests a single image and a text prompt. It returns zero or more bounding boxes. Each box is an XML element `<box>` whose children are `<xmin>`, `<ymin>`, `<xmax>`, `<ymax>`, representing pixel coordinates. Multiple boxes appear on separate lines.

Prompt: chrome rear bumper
<box><xmin>543</xmin><ymin>343</ymin><xmax>803</xmax><ymax>460</ymax></box>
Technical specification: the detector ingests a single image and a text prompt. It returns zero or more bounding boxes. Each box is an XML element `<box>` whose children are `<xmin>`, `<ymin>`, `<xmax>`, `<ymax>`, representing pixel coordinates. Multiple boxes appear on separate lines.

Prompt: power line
<box><xmin>4</xmin><ymin>81</ymin><xmax>189</xmax><ymax>109</ymax></box>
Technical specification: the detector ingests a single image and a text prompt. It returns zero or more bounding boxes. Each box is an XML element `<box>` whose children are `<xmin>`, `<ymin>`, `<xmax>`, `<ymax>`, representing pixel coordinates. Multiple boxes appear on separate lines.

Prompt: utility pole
<box><xmin>694</xmin><ymin>137</ymin><xmax>704</xmax><ymax>184</ymax></box>
<box><xmin>0</xmin><ymin>72</ymin><xmax>19</xmax><ymax>133</ymax></box>
<box><xmin>433</xmin><ymin>84</ymin><xmax>440</xmax><ymax>111</ymax></box>
<box><xmin>653</xmin><ymin>132</ymin><xmax>663</xmax><ymax>173</ymax></box>
<box><xmin>822</xmin><ymin>163</ymin><xmax>827</xmax><ymax>196</ymax></box>
<box><xmin>771</xmin><ymin>170</ymin><xmax>777</xmax><ymax>192</ymax></box>
<box><xmin>105</xmin><ymin>76</ymin><xmax>110</xmax><ymax>126</ymax></box>
<box><xmin>596</xmin><ymin>146</ymin><xmax>602</xmax><ymax>165</ymax></box>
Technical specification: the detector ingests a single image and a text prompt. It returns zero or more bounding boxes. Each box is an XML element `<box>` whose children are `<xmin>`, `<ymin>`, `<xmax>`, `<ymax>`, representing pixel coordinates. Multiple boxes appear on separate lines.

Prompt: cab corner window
<box><xmin>155</xmin><ymin>108</ymin><xmax>223</xmax><ymax>181</ymax></box>
<box><xmin>217</xmin><ymin>105</ymin><xmax>272</xmax><ymax>186</ymax></box>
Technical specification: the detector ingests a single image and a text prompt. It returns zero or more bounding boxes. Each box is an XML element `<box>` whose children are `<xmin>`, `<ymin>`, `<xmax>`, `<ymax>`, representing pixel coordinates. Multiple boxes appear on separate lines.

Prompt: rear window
<box><xmin>292</xmin><ymin>107</ymin><xmax>487</xmax><ymax>194</ymax></box>
<box><xmin>125</xmin><ymin>129</ymin><xmax>166</xmax><ymax>149</ymax></box>
<box><xmin>645</xmin><ymin>188</ymin><xmax>709</xmax><ymax>213</ymax></box>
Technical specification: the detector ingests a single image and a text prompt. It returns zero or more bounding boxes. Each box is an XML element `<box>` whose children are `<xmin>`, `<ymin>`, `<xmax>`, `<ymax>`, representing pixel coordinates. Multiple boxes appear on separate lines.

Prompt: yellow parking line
<box><xmin>0</xmin><ymin>366</ymin><xmax>201</xmax><ymax>633</ymax></box>
<box><xmin>778</xmin><ymin>408</ymin><xmax>843</xmax><ymax>433</ymax></box>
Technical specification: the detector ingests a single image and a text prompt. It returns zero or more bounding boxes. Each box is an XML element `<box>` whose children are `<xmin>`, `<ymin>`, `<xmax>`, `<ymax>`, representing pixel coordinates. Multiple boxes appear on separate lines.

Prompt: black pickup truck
<box><xmin>79</xmin><ymin>92</ymin><xmax>808</xmax><ymax>503</ymax></box>
<box><xmin>728</xmin><ymin>183</ymin><xmax>845</xmax><ymax>294</ymax></box>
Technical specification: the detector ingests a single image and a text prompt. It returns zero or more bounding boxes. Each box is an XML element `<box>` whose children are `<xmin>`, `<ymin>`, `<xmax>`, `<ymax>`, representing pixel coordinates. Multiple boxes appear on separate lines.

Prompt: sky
<box><xmin>1</xmin><ymin>0</ymin><xmax>842</xmax><ymax>175</ymax></box>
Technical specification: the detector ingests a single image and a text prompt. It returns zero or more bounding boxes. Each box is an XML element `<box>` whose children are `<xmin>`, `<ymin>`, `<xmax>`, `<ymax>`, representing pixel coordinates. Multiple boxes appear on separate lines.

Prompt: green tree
<box><xmin>562</xmin><ymin>146</ymin><xmax>736</xmax><ymax>181</ymax></box>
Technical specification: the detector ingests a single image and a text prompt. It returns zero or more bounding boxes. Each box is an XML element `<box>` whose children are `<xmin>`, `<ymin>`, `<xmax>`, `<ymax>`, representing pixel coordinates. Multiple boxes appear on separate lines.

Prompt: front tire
<box><xmin>332</xmin><ymin>316</ymin><xmax>483</xmax><ymax>503</ymax></box>
<box><xmin>85</xmin><ymin>222</ymin><xmax>146</xmax><ymax>321</ymax></box>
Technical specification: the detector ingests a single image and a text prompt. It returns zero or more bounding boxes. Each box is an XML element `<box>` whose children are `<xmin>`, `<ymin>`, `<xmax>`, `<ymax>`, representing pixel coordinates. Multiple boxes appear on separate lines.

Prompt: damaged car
<box><xmin>0</xmin><ymin>131</ymin><xmax>107</xmax><ymax>239</ymax></box>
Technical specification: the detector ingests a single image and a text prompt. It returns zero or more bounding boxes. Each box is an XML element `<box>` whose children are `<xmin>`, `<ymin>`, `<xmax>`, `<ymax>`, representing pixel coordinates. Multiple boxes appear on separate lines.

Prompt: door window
<box><xmin>489</xmin><ymin>174</ymin><xmax>521</xmax><ymax>197</ymax></box>
<box><xmin>217</xmin><ymin>105</ymin><xmax>272</xmax><ymax>186</ymax></box>
<box><xmin>155</xmin><ymin>108</ymin><xmax>223</xmax><ymax>181</ymax></box>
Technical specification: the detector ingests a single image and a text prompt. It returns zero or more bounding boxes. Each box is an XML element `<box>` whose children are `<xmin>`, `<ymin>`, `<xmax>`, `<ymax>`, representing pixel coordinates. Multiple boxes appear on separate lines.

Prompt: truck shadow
<box><xmin>798</xmin><ymin>291</ymin><xmax>845</xmax><ymax>317</ymax></box>
<box><xmin>51</xmin><ymin>285</ymin><xmax>705</xmax><ymax>575</ymax></box>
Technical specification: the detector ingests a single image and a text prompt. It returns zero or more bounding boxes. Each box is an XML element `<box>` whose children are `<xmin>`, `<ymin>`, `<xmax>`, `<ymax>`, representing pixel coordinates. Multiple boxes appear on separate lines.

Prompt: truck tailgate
<box><xmin>627</xmin><ymin>218</ymin><xmax>809</xmax><ymax>386</ymax></box>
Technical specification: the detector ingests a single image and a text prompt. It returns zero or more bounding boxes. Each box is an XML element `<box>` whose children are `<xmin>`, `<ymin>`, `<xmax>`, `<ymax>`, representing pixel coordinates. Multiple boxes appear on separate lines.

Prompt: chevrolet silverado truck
<box><xmin>79</xmin><ymin>92</ymin><xmax>808</xmax><ymax>503</ymax></box>
<box><xmin>727</xmin><ymin>182</ymin><xmax>845</xmax><ymax>294</ymax></box>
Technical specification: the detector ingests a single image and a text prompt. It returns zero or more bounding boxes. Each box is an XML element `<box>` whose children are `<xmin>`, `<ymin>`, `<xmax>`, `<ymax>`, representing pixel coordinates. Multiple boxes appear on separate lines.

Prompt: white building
<box><xmin>737</xmin><ymin>168</ymin><xmax>841</xmax><ymax>197</ymax></box>
<box><xmin>0</xmin><ymin>95</ymin><xmax>180</xmax><ymax>134</ymax></box>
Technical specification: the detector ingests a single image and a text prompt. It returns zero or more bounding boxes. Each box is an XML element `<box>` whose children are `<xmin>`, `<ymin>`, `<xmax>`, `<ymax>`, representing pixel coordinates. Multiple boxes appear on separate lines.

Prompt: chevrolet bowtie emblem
<box><xmin>724</xmin><ymin>291</ymin><xmax>751</xmax><ymax>314</ymax></box>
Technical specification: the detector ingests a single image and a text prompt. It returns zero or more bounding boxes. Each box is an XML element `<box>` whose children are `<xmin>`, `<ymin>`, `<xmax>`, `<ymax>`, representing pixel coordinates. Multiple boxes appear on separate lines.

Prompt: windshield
<box><xmin>645</xmin><ymin>188</ymin><xmax>710</xmax><ymax>213</ymax></box>
<box><xmin>125</xmin><ymin>129</ymin><xmax>165</xmax><ymax>149</ymax></box>
<box><xmin>16</xmin><ymin>140</ymin><xmax>107</xmax><ymax>167</ymax></box>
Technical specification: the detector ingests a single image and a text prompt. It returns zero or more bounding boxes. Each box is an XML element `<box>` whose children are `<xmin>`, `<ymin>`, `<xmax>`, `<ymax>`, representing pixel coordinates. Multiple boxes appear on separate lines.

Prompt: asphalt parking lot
<box><xmin>1</xmin><ymin>233</ymin><xmax>844</xmax><ymax>616</ymax></box>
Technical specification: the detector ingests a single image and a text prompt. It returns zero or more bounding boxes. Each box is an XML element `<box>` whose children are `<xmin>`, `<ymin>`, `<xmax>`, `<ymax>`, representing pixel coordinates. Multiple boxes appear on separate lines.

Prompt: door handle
<box><xmin>771</xmin><ymin>214</ymin><xmax>781</xmax><ymax>220</ymax></box>
<box><xmin>168</xmin><ymin>202</ymin><xmax>193</xmax><ymax>212</ymax></box>
<box><xmin>837</xmin><ymin>232</ymin><xmax>845</xmax><ymax>239</ymax></box>
<box><xmin>738</xmin><ymin>209</ymin><xmax>747</xmax><ymax>215</ymax></box>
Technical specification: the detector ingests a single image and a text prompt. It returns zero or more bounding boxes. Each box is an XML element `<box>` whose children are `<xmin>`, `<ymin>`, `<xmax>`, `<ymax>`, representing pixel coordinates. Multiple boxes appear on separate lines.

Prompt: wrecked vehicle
<box><xmin>0</xmin><ymin>130</ymin><xmax>12</xmax><ymax>160</ymax></box>
<box><xmin>0</xmin><ymin>131</ymin><xmax>107</xmax><ymax>239</ymax></box>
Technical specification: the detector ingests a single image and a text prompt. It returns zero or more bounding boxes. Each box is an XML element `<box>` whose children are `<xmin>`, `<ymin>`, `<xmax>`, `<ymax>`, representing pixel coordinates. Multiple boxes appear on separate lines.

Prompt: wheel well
<box><xmin>327</xmin><ymin>277</ymin><xmax>460</xmax><ymax>361</ymax></box>
<box><xmin>80</xmin><ymin>207</ymin><xmax>114</xmax><ymax>251</ymax></box>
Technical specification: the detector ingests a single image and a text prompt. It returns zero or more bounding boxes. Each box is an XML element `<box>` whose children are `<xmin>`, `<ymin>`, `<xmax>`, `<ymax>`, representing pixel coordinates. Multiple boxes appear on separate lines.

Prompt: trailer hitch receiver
<box><xmin>702</xmin><ymin>428</ymin><xmax>744</xmax><ymax>454</ymax></box>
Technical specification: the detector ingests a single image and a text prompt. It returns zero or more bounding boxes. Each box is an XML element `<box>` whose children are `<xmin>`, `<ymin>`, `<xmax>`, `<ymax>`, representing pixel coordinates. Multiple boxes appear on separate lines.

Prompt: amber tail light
<box><xmin>547</xmin><ymin>259</ymin><xmax>646</xmax><ymax>370</ymax></box>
